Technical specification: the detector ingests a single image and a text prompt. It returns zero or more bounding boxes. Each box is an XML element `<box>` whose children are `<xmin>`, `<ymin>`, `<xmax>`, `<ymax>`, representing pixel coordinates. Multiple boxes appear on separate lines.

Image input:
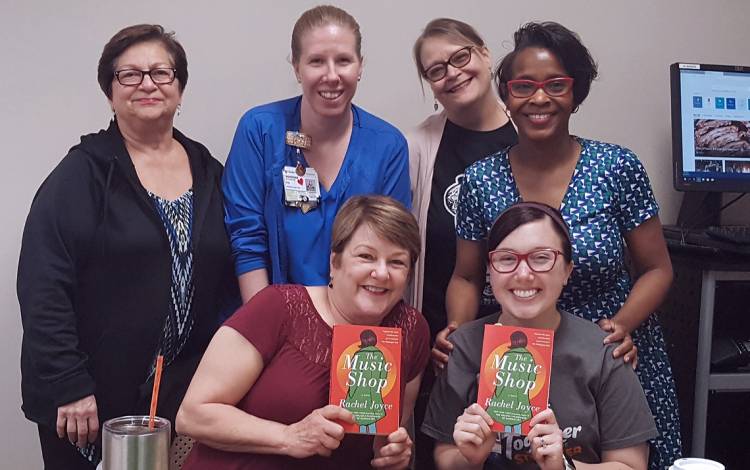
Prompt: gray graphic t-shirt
<box><xmin>421</xmin><ymin>312</ymin><xmax>657</xmax><ymax>468</ymax></box>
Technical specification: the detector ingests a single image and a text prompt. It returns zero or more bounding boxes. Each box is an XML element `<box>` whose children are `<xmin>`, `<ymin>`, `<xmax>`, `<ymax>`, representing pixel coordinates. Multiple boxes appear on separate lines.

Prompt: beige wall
<box><xmin>2</xmin><ymin>0</ymin><xmax>750</xmax><ymax>466</ymax></box>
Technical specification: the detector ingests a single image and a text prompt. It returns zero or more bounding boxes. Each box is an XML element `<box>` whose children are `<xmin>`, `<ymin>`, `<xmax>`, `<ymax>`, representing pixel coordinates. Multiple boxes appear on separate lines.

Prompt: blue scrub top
<box><xmin>223</xmin><ymin>96</ymin><xmax>411</xmax><ymax>286</ymax></box>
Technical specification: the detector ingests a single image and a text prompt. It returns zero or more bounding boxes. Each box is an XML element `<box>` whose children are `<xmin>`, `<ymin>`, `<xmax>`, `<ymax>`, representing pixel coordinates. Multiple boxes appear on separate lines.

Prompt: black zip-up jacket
<box><xmin>18</xmin><ymin>120</ymin><xmax>238</xmax><ymax>431</ymax></box>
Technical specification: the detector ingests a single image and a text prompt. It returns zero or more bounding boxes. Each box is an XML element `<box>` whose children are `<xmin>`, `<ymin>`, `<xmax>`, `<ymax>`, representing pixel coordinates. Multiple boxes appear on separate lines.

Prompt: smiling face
<box><xmin>109</xmin><ymin>41</ymin><xmax>182</xmax><ymax>126</ymax></box>
<box><xmin>505</xmin><ymin>47</ymin><xmax>574</xmax><ymax>143</ymax></box>
<box><xmin>419</xmin><ymin>36</ymin><xmax>492</xmax><ymax>113</ymax></box>
<box><xmin>328</xmin><ymin>223</ymin><xmax>411</xmax><ymax>326</ymax></box>
<box><xmin>294</xmin><ymin>23</ymin><xmax>363</xmax><ymax>120</ymax></box>
<box><xmin>490</xmin><ymin>217</ymin><xmax>573</xmax><ymax>328</ymax></box>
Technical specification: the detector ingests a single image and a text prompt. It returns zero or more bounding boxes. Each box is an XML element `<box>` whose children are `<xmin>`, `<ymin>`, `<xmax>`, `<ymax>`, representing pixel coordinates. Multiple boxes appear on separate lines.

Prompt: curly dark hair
<box><xmin>496</xmin><ymin>21</ymin><xmax>597</xmax><ymax>108</ymax></box>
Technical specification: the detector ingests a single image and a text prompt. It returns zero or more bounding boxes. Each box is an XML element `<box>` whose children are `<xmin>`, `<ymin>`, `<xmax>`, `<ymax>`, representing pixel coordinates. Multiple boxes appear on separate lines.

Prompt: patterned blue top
<box><xmin>149</xmin><ymin>189</ymin><xmax>195</xmax><ymax>367</ymax></box>
<box><xmin>456</xmin><ymin>137</ymin><xmax>659</xmax><ymax>322</ymax></box>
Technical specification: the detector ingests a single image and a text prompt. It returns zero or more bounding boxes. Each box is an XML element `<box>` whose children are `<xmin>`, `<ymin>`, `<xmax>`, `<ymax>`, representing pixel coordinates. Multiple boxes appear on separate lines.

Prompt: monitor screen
<box><xmin>671</xmin><ymin>62</ymin><xmax>750</xmax><ymax>192</ymax></box>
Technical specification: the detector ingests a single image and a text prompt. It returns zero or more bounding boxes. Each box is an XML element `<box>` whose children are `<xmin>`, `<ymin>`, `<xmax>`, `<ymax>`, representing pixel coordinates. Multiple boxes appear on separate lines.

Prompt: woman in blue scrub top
<box><xmin>223</xmin><ymin>5</ymin><xmax>411</xmax><ymax>302</ymax></box>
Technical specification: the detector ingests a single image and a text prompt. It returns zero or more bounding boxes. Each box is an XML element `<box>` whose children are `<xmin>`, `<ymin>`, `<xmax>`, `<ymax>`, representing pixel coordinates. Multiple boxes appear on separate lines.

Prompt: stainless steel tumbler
<box><xmin>102</xmin><ymin>416</ymin><xmax>170</xmax><ymax>470</ymax></box>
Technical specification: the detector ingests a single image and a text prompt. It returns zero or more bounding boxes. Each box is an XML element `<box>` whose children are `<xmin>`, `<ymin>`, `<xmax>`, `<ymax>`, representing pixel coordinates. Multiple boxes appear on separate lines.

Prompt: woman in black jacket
<box><xmin>17</xmin><ymin>24</ymin><xmax>237</xmax><ymax>469</ymax></box>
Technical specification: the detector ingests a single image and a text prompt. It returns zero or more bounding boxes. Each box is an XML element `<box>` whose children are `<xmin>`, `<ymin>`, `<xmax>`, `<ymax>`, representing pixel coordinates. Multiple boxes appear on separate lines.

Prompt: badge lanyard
<box><xmin>282</xmin><ymin>131</ymin><xmax>321</xmax><ymax>214</ymax></box>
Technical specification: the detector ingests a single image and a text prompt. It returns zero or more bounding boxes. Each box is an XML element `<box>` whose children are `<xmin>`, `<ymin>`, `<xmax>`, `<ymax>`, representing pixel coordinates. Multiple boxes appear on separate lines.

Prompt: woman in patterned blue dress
<box><xmin>439</xmin><ymin>22</ymin><xmax>681</xmax><ymax>469</ymax></box>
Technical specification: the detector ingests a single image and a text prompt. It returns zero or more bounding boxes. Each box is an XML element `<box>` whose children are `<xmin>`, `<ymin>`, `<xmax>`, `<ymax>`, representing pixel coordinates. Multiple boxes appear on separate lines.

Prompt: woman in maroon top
<box><xmin>176</xmin><ymin>195</ymin><xmax>430</xmax><ymax>470</ymax></box>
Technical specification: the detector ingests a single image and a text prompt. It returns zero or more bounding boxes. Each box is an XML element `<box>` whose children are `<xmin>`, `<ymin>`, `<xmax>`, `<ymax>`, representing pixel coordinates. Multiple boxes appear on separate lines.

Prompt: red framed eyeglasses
<box><xmin>488</xmin><ymin>248</ymin><xmax>563</xmax><ymax>273</ymax></box>
<box><xmin>505</xmin><ymin>77</ymin><xmax>574</xmax><ymax>98</ymax></box>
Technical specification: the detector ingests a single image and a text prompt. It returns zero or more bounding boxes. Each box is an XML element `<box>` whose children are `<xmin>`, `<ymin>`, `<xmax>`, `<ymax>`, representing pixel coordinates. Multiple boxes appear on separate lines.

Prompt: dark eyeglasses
<box><xmin>488</xmin><ymin>248</ymin><xmax>563</xmax><ymax>273</ymax></box>
<box><xmin>114</xmin><ymin>68</ymin><xmax>177</xmax><ymax>86</ymax></box>
<box><xmin>506</xmin><ymin>77</ymin><xmax>574</xmax><ymax>98</ymax></box>
<box><xmin>422</xmin><ymin>46</ymin><xmax>473</xmax><ymax>82</ymax></box>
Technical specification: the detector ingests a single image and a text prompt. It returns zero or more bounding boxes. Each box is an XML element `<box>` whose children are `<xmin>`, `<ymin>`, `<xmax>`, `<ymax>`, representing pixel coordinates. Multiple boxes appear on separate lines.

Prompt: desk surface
<box><xmin>664</xmin><ymin>225</ymin><xmax>750</xmax><ymax>269</ymax></box>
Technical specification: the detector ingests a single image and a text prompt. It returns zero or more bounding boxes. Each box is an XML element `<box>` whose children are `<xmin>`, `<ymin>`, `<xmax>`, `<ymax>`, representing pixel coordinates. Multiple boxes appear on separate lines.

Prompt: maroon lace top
<box><xmin>183</xmin><ymin>284</ymin><xmax>430</xmax><ymax>470</ymax></box>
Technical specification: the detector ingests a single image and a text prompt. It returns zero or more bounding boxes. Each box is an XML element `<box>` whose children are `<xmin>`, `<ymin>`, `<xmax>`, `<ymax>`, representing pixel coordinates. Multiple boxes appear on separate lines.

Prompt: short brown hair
<box><xmin>291</xmin><ymin>5</ymin><xmax>362</xmax><ymax>64</ymax></box>
<box><xmin>360</xmin><ymin>329</ymin><xmax>377</xmax><ymax>348</ymax></box>
<box><xmin>413</xmin><ymin>18</ymin><xmax>486</xmax><ymax>81</ymax></box>
<box><xmin>331</xmin><ymin>195</ymin><xmax>420</xmax><ymax>269</ymax></box>
<box><xmin>510</xmin><ymin>331</ymin><xmax>528</xmax><ymax>348</ymax></box>
<box><xmin>488</xmin><ymin>202</ymin><xmax>572</xmax><ymax>262</ymax></box>
<box><xmin>97</xmin><ymin>24</ymin><xmax>188</xmax><ymax>99</ymax></box>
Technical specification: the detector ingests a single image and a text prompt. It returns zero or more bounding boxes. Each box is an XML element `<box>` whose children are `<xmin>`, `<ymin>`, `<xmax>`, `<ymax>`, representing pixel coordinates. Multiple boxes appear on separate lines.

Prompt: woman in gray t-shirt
<box><xmin>422</xmin><ymin>202</ymin><xmax>656</xmax><ymax>470</ymax></box>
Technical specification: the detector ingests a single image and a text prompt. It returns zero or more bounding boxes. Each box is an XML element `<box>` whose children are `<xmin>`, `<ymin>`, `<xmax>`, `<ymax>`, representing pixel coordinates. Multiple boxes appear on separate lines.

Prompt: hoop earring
<box><xmin>503</xmin><ymin>106</ymin><xmax>511</xmax><ymax>120</ymax></box>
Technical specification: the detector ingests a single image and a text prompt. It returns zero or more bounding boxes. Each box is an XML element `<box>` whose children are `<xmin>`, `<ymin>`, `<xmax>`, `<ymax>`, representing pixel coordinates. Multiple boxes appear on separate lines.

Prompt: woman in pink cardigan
<box><xmin>407</xmin><ymin>18</ymin><xmax>517</xmax><ymax>469</ymax></box>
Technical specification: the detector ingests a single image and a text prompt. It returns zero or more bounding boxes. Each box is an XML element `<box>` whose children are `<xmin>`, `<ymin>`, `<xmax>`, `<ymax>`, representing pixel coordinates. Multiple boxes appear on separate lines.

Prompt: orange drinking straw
<box><xmin>148</xmin><ymin>355</ymin><xmax>164</xmax><ymax>430</ymax></box>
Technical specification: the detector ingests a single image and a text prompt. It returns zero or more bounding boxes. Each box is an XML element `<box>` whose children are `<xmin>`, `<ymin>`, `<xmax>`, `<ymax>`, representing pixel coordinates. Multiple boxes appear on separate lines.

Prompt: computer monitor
<box><xmin>671</xmin><ymin>62</ymin><xmax>750</xmax><ymax>193</ymax></box>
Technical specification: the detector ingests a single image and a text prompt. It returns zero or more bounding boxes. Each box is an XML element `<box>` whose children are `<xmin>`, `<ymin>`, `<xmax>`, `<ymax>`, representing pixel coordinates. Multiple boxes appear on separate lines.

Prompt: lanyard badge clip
<box><xmin>283</xmin><ymin>131</ymin><xmax>320</xmax><ymax>213</ymax></box>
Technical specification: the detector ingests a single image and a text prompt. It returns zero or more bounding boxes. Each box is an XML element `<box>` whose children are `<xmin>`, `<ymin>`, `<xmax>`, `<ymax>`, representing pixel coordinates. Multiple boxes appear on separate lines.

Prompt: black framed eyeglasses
<box><xmin>114</xmin><ymin>68</ymin><xmax>177</xmax><ymax>86</ymax></box>
<box><xmin>488</xmin><ymin>248</ymin><xmax>563</xmax><ymax>273</ymax></box>
<box><xmin>422</xmin><ymin>46</ymin><xmax>474</xmax><ymax>82</ymax></box>
<box><xmin>506</xmin><ymin>77</ymin><xmax>574</xmax><ymax>98</ymax></box>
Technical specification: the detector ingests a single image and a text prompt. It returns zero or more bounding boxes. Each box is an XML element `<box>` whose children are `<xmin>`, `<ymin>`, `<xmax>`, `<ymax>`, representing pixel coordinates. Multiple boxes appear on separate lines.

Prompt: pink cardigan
<box><xmin>405</xmin><ymin>105</ymin><xmax>514</xmax><ymax>311</ymax></box>
<box><xmin>406</xmin><ymin>111</ymin><xmax>447</xmax><ymax>311</ymax></box>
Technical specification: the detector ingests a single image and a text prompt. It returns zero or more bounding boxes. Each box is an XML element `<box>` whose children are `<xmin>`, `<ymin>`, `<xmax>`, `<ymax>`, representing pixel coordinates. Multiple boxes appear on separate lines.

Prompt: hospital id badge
<box><xmin>282</xmin><ymin>165</ymin><xmax>321</xmax><ymax>213</ymax></box>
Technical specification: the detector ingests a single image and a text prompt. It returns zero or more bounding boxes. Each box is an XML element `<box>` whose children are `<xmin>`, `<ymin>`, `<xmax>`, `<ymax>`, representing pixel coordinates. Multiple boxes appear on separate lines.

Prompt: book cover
<box><xmin>476</xmin><ymin>324</ymin><xmax>554</xmax><ymax>434</ymax></box>
<box><xmin>329</xmin><ymin>324</ymin><xmax>402</xmax><ymax>435</ymax></box>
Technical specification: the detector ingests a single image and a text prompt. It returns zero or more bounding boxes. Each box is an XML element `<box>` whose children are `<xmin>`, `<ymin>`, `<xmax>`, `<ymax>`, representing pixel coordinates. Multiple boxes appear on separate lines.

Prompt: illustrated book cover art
<box><xmin>329</xmin><ymin>324</ymin><xmax>402</xmax><ymax>435</ymax></box>
<box><xmin>477</xmin><ymin>324</ymin><xmax>554</xmax><ymax>434</ymax></box>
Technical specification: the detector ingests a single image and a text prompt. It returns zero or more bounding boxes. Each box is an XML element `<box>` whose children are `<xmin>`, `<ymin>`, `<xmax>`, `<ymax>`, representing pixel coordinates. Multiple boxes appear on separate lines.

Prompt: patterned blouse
<box><xmin>149</xmin><ymin>189</ymin><xmax>195</xmax><ymax>368</ymax></box>
<box><xmin>456</xmin><ymin>137</ymin><xmax>658</xmax><ymax>322</ymax></box>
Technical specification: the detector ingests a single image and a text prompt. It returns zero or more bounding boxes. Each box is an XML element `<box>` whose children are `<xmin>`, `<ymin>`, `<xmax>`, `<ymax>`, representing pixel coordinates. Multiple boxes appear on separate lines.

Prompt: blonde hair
<box><xmin>413</xmin><ymin>18</ymin><xmax>486</xmax><ymax>80</ymax></box>
<box><xmin>291</xmin><ymin>5</ymin><xmax>362</xmax><ymax>64</ymax></box>
<box><xmin>331</xmin><ymin>195</ymin><xmax>420</xmax><ymax>268</ymax></box>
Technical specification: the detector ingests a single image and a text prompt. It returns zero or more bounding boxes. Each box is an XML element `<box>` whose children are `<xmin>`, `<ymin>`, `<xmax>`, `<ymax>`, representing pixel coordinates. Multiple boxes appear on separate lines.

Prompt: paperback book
<box><xmin>329</xmin><ymin>324</ymin><xmax>402</xmax><ymax>435</ymax></box>
<box><xmin>477</xmin><ymin>324</ymin><xmax>554</xmax><ymax>434</ymax></box>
